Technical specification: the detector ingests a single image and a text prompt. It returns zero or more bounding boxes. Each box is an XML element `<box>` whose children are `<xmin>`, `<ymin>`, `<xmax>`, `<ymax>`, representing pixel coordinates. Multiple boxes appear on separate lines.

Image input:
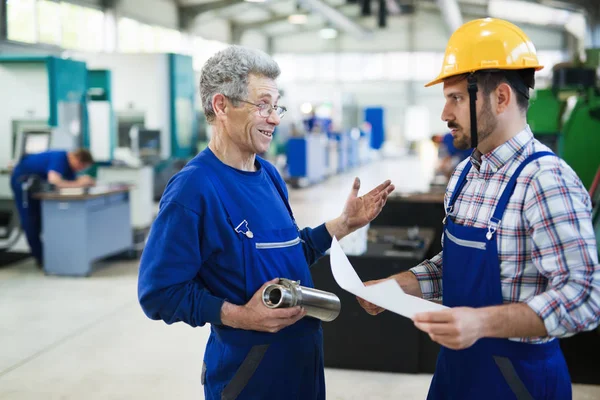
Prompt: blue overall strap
<box><xmin>256</xmin><ymin>158</ymin><xmax>297</xmax><ymax>225</ymax></box>
<box><xmin>447</xmin><ymin>161</ymin><xmax>473</xmax><ymax>210</ymax></box>
<box><xmin>491</xmin><ymin>151</ymin><xmax>555</xmax><ymax>223</ymax></box>
<box><xmin>200</xmin><ymin>161</ymin><xmax>251</xmax><ymax>237</ymax></box>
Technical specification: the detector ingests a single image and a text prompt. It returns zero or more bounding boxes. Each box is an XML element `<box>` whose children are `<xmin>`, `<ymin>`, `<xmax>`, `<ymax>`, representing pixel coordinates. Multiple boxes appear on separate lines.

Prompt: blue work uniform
<box><xmin>427</xmin><ymin>152</ymin><xmax>572</xmax><ymax>400</ymax></box>
<box><xmin>138</xmin><ymin>148</ymin><xmax>332</xmax><ymax>399</ymax></box>
<box><xmin>10</xmin><ymin>151</ymin><xmax>75</xmax><ymax>264</ymax></box>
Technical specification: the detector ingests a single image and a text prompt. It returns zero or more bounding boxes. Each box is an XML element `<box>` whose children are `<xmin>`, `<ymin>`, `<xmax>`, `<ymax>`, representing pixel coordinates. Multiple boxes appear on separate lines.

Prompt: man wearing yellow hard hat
<box><xmin>358</xmin><ymin>18</ymin><xmax>600</xmax><ymax>399</ymax></box>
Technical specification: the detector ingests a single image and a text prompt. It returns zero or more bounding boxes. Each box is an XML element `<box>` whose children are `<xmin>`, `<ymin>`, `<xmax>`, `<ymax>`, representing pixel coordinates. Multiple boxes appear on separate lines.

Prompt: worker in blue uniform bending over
<box><xmin>357</xmin><ymin>18</ymin><xmax>600</xmax><ymax>399</ymax></box>
<box><xmin>137</xmin><ymin>45</ymin><xmax>395</xmax><ymax>400</ymax></box>
<box><xmin>10</xmin><ymin>148</ymin><xmax>95</xmax><ymax>267</ymax></box>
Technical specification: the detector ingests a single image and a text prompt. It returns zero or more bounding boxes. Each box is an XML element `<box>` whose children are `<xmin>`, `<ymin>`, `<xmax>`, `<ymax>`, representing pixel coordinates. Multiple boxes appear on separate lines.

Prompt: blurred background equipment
<box><xmin>1</xmin><ymin>0</ymin><xmax>599</xmax><ymax>398</ymax></box>
<box><xmin>528</xmin><ymin>48</ymin><xmax>600</xmax><ymax>191</ymax></box>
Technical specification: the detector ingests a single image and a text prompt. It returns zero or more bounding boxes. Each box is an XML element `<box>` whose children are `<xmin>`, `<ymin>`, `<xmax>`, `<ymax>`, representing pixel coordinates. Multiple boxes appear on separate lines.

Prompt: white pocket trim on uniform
<box><xmin>255</xmin><ymin>237</ymin><xmax>303</xmax><ymax>249</ymax></box>
<box><xmin>445</xmin><ymin>230</ymin><xmax>487</xmax><ymax>250</ymax></box>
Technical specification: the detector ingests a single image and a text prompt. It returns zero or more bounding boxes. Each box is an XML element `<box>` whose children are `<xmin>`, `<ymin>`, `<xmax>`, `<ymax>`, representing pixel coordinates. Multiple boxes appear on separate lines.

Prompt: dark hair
<box><xmin>474</xmin><ymin>69</ymin><xmax>536</xmax><ymax>113</ymax></box>
<box><xmin>73</xmin><ymin>148</ymin><xmax>94</xmax><ymax>164</ymax></box>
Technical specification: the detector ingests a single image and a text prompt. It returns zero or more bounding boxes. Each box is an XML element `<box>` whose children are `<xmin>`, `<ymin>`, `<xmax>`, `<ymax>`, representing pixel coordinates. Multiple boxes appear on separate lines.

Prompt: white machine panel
<box><xmin>97</xmin><ymin>165</ymin><xmax>154</xmax><ymax>229</ymax></box>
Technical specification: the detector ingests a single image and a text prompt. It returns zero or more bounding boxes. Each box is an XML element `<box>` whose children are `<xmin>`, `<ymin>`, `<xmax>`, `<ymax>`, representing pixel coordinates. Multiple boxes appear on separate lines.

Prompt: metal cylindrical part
<box><xmin>296</xmin><ymin>285</ymin><xmax>341</xmax><ymax>322</ymax></box>
<box><xmin>261</xmin><ymin>279</ymin><xmax>341</xmax><ymax>322</ymax></box>
<box><xmin>263</xmin><ymin>284</ymin><xmax>295</xmax><ymax>308</ymax></box>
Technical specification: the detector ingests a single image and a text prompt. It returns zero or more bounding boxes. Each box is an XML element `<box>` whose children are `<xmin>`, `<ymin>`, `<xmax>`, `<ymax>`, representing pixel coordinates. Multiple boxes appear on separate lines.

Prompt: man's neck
<box><xmin>208</xmin><ymin>136</ymin><xmax>256</xmax><ymax>172</ymax></box>
<box><xmin>477</xmin><ymin>118</ymin><xmax>527</xmax><ymax>155</ymax></box>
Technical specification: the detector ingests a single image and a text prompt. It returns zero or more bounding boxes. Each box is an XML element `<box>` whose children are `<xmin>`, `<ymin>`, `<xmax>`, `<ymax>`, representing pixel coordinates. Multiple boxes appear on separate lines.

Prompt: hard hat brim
<box><xmin>424</xmin><ymin>64</ymin><xmax>544</xmax><ymax>88</ymax></box>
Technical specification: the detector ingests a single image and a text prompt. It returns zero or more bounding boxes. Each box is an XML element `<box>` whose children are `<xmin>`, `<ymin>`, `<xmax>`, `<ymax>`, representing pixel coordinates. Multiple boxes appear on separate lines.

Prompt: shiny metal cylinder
<box><xmin>262</xmin><ymin>278</ymin><xmax>341</xmax><ymax>322</ymax></box>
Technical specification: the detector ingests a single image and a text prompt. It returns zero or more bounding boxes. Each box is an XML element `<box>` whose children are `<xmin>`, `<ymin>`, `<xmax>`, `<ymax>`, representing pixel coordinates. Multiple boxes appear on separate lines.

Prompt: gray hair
<box><xmin>200</xmin><ymin>45</ymin><xmax>281</xmax><ymax>123</ymax></box>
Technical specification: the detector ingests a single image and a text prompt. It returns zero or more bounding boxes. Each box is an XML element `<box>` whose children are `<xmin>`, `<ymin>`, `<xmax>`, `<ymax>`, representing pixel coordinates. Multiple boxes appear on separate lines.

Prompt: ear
<box><xmin>495</xmin><ymin>82</ymin><xmax>512</xmax><ymax>114</ymax></box>
<box><xmin>212</xmin><ymin>93</ymin><xmax>228</xmax><ymax>120</ymax></box>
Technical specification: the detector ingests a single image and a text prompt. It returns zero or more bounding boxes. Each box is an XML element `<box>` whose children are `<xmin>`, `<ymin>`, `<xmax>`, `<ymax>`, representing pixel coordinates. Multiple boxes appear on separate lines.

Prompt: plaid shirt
<box><xmin>410</xmin><ymin>125</ymin><xmax>600</xmax><ymax>343</ymax></box>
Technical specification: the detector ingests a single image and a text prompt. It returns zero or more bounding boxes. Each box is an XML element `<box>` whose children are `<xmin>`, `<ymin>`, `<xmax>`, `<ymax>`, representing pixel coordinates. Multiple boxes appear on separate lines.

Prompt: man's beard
<box><xmin>450</xmin><ymin>97</ymin><xmax>497</xmax><ymax>150</ymax></box>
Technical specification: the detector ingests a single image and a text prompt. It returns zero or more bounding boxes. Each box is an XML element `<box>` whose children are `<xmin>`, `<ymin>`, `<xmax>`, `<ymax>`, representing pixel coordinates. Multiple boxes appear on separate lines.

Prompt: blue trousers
<box><xmin>203</xmin><ymin>328</ymin><xmax>325</xmax><ymax>400</ymax></box>
<box><xmin>11</xmin><ymin>181</ymin><xmax>43</xmax><ymax>264</ymax></box>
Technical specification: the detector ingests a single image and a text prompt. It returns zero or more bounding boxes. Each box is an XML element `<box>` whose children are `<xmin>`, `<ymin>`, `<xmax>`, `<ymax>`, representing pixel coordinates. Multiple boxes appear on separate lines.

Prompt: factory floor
<box><xmin>1</xmin><ymin>147</ymin><xmax>599</xmax><ymax>400</ymax></box>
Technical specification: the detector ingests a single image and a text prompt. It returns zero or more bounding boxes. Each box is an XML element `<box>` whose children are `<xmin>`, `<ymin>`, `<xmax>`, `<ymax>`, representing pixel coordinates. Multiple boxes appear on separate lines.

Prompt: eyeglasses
<box><xmin>227</xmin><ymin>96</ymin><xmax>287</xmax><ymax>119</ymax></box>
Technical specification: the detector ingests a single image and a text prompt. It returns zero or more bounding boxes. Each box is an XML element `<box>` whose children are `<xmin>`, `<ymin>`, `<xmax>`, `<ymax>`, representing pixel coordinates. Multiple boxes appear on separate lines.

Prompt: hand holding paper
<box><xmin>330</xmin><ymin>237</ymin><xmax>447</xmax><ymax>319</ymax></box>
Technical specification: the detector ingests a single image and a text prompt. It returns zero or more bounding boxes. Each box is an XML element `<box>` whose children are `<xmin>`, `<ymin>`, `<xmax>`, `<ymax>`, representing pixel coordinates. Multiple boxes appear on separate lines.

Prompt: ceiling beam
<box><xmin>100</xmin><ymin>0</ymin><xmax>121</xmax><ymax>8</ymax></box>
<box><xmin>180</xmin><ymin>0</ymin><xmax>245</xmax><ymax>14</ymax></box>
<box><xmin>297</xmin><ymin>0</ymin><xmax>371</xmax><ymax>38</ymax></box>
<box><xmin>233</xmin><ymin>3</ymin><xmax>353</xmax><ymax>31</ymax></box>
<box><xmin>435</xmin><ymin>0</ymin><xmax>463</xmax><ymax>34</ymax></box>
<box><xmin>179</xmin><ymin>0</ymin><xmax>246</xmax><ymax>30</ymax></box>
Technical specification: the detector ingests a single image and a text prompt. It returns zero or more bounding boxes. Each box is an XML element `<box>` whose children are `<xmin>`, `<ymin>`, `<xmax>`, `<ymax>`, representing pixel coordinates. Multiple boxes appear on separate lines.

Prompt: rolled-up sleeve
<box><xmin>524</xmin><ymin>168</ymin><xmax>600</xmax><ymax>338</ymax></box>
<box><xmin>410</xmin><ymin>251</ymin><xmax>444</xmax><ymax>301</ymax></box>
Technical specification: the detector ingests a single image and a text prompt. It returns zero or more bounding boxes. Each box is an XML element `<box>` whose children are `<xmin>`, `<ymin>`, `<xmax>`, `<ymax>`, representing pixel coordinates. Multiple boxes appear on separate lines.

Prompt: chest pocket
<box><xmin>245</xmin><ymin>225</ymin><xmax>312</xmax><ymax>299</ymax></box>
<box><xmin>255</xmin><ymin>236</ymin><xmax>303</xmax><ymax>250</ymax></box>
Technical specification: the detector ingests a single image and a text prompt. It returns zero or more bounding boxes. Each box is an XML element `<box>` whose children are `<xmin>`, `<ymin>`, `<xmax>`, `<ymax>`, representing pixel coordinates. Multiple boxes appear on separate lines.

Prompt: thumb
<box><xmin>263</xmin><ymin>278</ymin><xmax>280</xmax><ymax>287</ymax></box>
<box><xmin>349</xmin><ymin>177</ymin><xmax>360</xmax><ymax>199</ymax></box>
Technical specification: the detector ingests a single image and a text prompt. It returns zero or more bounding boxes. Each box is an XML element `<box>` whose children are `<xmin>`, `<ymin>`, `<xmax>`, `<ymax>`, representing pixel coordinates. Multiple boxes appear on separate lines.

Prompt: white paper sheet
<box><xmin>330</xmin><ymin>237</ymin><xmax>448</xmax><ymax>319</ymax></box>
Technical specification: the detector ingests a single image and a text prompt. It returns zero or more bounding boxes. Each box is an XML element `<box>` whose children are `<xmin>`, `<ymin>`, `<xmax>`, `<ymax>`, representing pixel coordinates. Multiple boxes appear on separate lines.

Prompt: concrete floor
<box><xmin>1</xmin><ymin>150</ymin><xmax>599</xmax><ymax>399</ymax></box>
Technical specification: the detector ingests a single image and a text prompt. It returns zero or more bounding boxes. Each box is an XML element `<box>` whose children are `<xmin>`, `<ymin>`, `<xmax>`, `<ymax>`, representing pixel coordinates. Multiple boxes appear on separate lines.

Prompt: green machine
<box><xmin>528</xmin><ymin>48</ymin><xmax>600</xmax><ymax>190</ymax></box>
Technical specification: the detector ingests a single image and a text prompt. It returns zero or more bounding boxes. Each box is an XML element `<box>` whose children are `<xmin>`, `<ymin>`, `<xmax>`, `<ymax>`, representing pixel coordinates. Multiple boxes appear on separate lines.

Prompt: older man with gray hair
<box><xmin>137</xmin><ymin>45</ymin><xmax>394</xmax><ymax>399</ymax></box>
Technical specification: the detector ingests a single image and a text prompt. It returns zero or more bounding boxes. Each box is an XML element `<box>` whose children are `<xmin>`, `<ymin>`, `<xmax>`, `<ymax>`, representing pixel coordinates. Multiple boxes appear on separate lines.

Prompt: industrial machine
<box><xmin>85</xmin><ymin>71</ymin><xmax>154</xmax><ymax>255</ymax></box>
<box><xmin>87</xmin><ymin>69</ymin><xmax>116</xmax><ymax>164</ymax></box>
<box><xmin>75</xmin><ymin>52</ymin><xmax>199</xmax><ymax>200</ymax></box>
<box><xmin>528</xmin><ymin>48</ymin><xmax>600</xmax><ymax>190</ymax></box>
<box><xmin>0</xmin><ymin>56</ymin><xmax>89</xmax><ymax>169</ymax></box>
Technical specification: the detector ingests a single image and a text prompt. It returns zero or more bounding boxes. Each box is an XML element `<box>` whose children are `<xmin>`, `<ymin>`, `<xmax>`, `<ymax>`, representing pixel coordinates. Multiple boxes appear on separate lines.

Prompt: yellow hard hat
<box><xmin>425</xmin><ymin>18</ymin><xmax>544</xmax><ymax>87</ymax></box>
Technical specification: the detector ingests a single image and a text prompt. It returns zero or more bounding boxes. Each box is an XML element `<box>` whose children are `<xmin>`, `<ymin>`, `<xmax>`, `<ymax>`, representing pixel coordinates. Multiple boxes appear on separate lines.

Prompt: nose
<box><xmin>266</xmin><ymin>110</ymin><xmax>281</xmax><ymax>125</ymax></box>
<box><xmin>441</xmin><ymin>103</ymin><xmax>452</xmax><ymax>123</ymax></box>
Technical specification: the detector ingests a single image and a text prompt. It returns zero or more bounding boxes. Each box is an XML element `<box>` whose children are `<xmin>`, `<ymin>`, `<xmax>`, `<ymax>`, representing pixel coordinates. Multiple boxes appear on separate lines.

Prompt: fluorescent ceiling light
<box><xmin>288</xmin><ymin>14</ymin><xmax>308</xmax><ymax>24</ymax></box>
<box><xmin>319</xmin><ymin>27</ymin><xmax>338</xmax><ymax>39</ymax></box>
<box><xmin>244</xmin><ymin>0</ymin><xmax>267</xmax><ymax>3</ymax></box>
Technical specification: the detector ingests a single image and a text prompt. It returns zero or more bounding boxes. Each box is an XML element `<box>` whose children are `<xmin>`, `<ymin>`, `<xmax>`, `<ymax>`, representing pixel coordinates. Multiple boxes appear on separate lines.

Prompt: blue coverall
<box><xmin>10</xmin><ymin>150</ymin><xmax>75</xmax><ymax>265</ymax></box>
<box><xmin>427</xmin><ymin>152</ymin><xmax>571</xmax><ymax>399</ymax></box>
<box><xmin>138</xmin><ymin>148</ymin><xmax>332</xmax><ymax>399</ymax></box>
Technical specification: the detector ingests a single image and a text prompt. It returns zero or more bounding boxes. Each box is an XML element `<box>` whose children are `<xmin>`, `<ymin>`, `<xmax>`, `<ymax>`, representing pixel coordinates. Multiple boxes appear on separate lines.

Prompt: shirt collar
<box><xmin>469</xmin><ymin>125</ymin><xmax>534</xmax><ymax>174</ymax></box>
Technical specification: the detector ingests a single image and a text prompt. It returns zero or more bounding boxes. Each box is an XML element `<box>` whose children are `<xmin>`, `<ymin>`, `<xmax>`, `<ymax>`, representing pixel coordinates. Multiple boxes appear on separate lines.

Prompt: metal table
<box><xmin>34</xmin><ymin>185</ymin><xmax>133</xmax><ymax>276</ymax></box>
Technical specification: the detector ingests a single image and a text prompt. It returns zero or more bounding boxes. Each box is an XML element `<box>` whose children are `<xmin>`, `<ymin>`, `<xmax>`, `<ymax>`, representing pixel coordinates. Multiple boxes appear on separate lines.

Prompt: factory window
<box><xmin>339</xmin><ymin>53</ymin><xmax>364</xmax><ymax>82</ymax></box>
<box><xmin>118</xmin><ymin>17</ymin><xmax>142</xmax><ymax>52</ymax></box>
<box><xmin>273</xmin><ymin>54</ymin><xmax>296</xmax><ymax>82</ymax></box>
<box><xmin>140</xmin><ymin>24</ymin><xmax>158</xmax><ymax>52</ymax></box>
<box><xmin>155</xmin><ymin>27</ymin><xmax>182</xmax><ymax>53</ymax></box>
<box><xmin>363</xmin><ymin>53</ymin><xmax>384</xmax><ymax>81</ymax></box>
<box><xmin>317</xmin><ymin>53</ymin><xmax>337</xmax><ymax>81</ymax></box>
<box><xmin>296</xmin><ymin>54</ymin><xmax>318</xmax><ymax>81</ymax></box>
<box><xmin>384</xmin><ymin>52</ymin><xmax>411</xmax><ymax>81</ymax></box>
<box><xmin>411</xmin><ymin>52</ymin><xmax>442</xmax><ymax>82</ymax></box>
<box><xmin>37</xmin><ymin>0</ymin><xmax>61</xmax><ymax>46</ymax></box>
<box><xmin>60</xmin><ymin>2</ymin><xmax>104</xmax><ymax>51</ymax></box>
<box><xmin>191</xmin><ymin>37</ymin><xmax>230</xmax><ymax>70</ymax></box>
<box><xmin>7</xmin><ymin>0</ymin><xmax>36</xmax><ymax>44</ymax></box>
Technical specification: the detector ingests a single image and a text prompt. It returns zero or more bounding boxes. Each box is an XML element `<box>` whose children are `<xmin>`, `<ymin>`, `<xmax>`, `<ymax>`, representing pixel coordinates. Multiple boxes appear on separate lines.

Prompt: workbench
<box><xmin>34</xmin><ymin>185</ymin><xmax>133</xmax><ymax>276</ymax></box>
